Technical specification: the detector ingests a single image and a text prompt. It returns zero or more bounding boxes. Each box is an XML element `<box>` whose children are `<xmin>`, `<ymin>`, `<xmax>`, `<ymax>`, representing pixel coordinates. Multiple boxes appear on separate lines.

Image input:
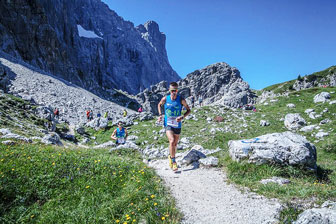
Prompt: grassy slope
<box><xmin>0</xmin><ymin>144</ymin><xmax>181</xmax><ymax>223</ymax></box>
<box><xmin>125</xmin><ymin>87</ymin><xmax>336</xmax><ymax>223</ymax></box>
<box><xmin>1</xmin><ymin>83</ymin><xmax>336</xmax><ymax>223</ymax></box>
<box><xmin>0</xmin><ymin>94</ymin><xmax>181</xmax><ymax>223</ymax></box>
<box><xmin>262</xmin><ymin>65</ymin><xmax>336</xmax><ymax>94</ymax></box>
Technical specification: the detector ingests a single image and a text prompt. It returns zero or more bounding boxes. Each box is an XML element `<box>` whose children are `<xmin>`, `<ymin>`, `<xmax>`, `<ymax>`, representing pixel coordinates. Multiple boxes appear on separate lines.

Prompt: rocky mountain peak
<box><xmin>0</xmin><ymin>0</ymin><xmax>179</xmax><ymax>95</ymax></box>
<box><xmin>137</xmin><ymin>62</ymin><xmax>256</xmax><ymax>114</ymax></box>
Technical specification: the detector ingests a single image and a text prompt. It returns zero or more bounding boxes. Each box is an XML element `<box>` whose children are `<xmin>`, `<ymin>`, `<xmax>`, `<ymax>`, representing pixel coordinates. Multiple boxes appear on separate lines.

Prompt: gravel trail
<box><xmin>148</xmin><ymin>160</ymin><xmax>282</xmax><ymax>224</ymax></box>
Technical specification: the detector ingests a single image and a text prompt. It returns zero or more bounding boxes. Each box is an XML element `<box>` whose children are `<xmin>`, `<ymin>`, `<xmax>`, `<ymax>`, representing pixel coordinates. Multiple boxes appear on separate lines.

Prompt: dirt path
<box><xmin>148</xmin><ymin>160</ymin><xmax>282</xmax><ymax>224</ymax></box>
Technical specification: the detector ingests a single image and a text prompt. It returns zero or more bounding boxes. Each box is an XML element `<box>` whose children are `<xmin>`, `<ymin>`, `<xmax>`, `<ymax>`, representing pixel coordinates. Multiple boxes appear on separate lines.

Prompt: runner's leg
<box><xmin>173</xmin><ymin>134</ymin><xmax>180</xmax><ymax>154</ymax></box>
<box><xmin>166</xmin><ymin>130</ymin><xmax>175</xmax><ymax>158</ymax></box>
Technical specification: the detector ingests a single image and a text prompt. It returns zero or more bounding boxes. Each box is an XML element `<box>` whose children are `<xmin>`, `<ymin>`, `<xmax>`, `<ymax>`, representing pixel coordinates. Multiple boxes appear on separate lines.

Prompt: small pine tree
<box><xmin>297</xmin><ymin>75</ymin><xmax>302</xmax><ymax>81</ymax></box>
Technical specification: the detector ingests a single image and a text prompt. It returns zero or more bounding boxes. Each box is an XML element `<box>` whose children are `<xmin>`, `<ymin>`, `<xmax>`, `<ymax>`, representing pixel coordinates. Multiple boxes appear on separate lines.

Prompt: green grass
<box><xmin>0</xmin><ymin>93</ymin><xmax>46</xmax><ymax>138</ymax></box>
<box><xmin>262</xmin><ymin>65</ymin><xmax>336</xmax><ymax>94</ymax></box>
<box><xmin>86</xmin><ymin>86</ymin><xmax>336</xmax><ymax>222</ymax></box>
<box><xmin>0</xmin><ymin>143</ymin><xmax>181</xmax><ymax>223</ymax></box>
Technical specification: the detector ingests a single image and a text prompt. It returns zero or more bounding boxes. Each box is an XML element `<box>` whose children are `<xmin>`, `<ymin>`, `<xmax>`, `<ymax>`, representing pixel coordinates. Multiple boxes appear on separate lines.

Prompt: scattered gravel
<box><xmin>148</xmin><ymin>159</ymin><xmax>282</xmax><ymax>224</ymax></box>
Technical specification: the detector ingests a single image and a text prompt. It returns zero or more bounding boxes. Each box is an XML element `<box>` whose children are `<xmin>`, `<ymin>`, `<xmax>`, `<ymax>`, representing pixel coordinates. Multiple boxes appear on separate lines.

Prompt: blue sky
<box><xmin>103</xmin><ymin>0</ymin><xmax>336</xmax><ymax>90</ymax></box>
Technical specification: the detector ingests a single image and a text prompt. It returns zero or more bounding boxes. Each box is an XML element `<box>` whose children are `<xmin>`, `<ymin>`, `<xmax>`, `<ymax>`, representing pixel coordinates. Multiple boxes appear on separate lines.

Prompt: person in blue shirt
<box><xmin>111</xmin><ymin>121</ymin><xmax>128</xmax><ymax>145</ymax></box>
<box><xmin>157</xmin><ymin>82</ymin><xmax>191</xmax><ymax>172</ymax></box>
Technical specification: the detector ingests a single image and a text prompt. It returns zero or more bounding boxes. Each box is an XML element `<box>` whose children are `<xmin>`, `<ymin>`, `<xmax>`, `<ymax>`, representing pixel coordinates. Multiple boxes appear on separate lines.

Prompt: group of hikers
<box><xmin>85</xmin><ymin>110</ymin><xmax>110</xmax><ymax>121</ymax></box>
<box><xmin>85</xmin><ymin>106</ymin><xmax>144</xmax><ymax>122</ymax></box>
<box><xmin>189</xmin><ymin>94</ymin><xmax>203</xmax><ymax>108</ymax></box>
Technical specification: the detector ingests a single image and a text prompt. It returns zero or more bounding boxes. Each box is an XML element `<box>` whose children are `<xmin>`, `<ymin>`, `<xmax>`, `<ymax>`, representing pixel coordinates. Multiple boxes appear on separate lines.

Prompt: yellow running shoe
<box><xmin>172</xmin><ymin>162</ymin><xmax>178</xmax><ymax>172</ymax></box>
<box><xmin>168</xmin><ymin>155</ymin><xmax>173</xmax><ymax>169</ymax></box>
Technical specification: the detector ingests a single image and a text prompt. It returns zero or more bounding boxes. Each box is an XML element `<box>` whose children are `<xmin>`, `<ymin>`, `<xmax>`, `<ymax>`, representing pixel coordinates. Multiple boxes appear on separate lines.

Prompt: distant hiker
<box><xmin>86</xmin><ymin>110</ymin><xmax>90</xmax><ymax>121</ymax></box>
<box><xmin>89</xmin><ymin>110</ymin><xmax>93</xmax><ymax>121</ymax></box>
<box><xmin>123</xmin><ymin>109</ymin><xmax>127</xmax><ymax>117</ymax></box>
<box><xmin>198</xmin><ymin>95</ymin><xmax>203</xmax><ymax>107</ymax></box>
<box><xmin>54</xmin><ymin>108</ymin><xmax>59</xmax><ymax>119</ymax></box>
<box><xmin>190</xmin><ymin>95</ymin><xmax>195</xmax><ymax>108</ymax></box>
<box><xmin>157</xmin><ymin>82</ymin><xmax>191</xmax><ymax>172</ymax></box>
<box><xmin>138</xmin><ymin>107</ymin><xmax>143</xmax><ymax>113</ymax></box>
<box><xmin>97</xmin><ymin>112</ymin><xmax>101</xmax><ymax>118</ymax></box>
<box><xmin>104</xmin><ymin>111</ymin><xmax>108</xmax><ymax>118</ymax></box>
<box><xmin>111</xmin><ymin>121</ymin><xmax>128</xmax><ymax>145</ymax></box>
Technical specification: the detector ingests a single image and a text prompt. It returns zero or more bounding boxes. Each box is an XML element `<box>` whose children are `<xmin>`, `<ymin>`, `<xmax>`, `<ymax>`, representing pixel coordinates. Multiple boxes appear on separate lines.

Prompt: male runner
<box><xmin>157</xmin><ymin>82</ymin><xmax>191</xmax><ymax>171</ymax></box>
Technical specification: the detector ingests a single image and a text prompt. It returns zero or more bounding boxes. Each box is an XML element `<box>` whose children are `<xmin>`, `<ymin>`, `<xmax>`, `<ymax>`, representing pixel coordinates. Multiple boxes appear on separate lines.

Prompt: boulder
<box><xmin>213</xmin><ymin>116</ymin><xmax>225</xmax><ymax>122</ymax></box>
<box><xmin>0</xmin><ymin>128</ymin><xmax>11</xmax><ymax>135</ymax></box>
<box><xmin>293</xmin><ymin>201</ymin><xmax>336</xmax><ymax>224</ymax></box>
<box><xmin>316</xmin><ymin>132</ymin><xmax>329</xmax><ymax>138</ymax></box>
<box><xmin>86</xmin><ymin>117</ymin><xmax>109</xmax><ymax>129</ymax></box>
<box><xmin>1</xmin><ymin>140</ymin><xmax>16</xmax><ymax>145</ymax></box>
<box><xmin>287</xmin><ymin>103</ymin><xmax>296</xmax><ymax>108</ymax></box>
<box><xmin>93</xmin><ymin>141</ymin><xmax>116</xmax><ymax>149</ymax></box>
<box><xmin>76</xmin><ymin>127</ymin><xmax>86</xmax><ymax>135</ymax></box>
<box><xmin>320</xmin><ymin>119</ymin><xmax>331</xmax><ymax>125</ymax></box>
<box><xmin>41</xmin><ymin>133</ymin><xmax>63</xmax><ymax>146</ymax></box>
<box><xmin>180</xmin><ymin>148</ymin><xmax>206</xmax><ymax>165</ymax></box>
<box><xmin>314</xmin><ymin>92</ymin><xmax>330</xmax><ymax>103</ymax></box>
<box><xmin>305</xmin><ymin>109</ymin><xmax>315</xmax><ymax>114</ymax></box>
<box><xmin>228</xmin><ymin>132</ymin><xmax>317</xmax><ymax>169</ymax></box>
<box><xmin>260</xmin><ymin>120</ymin><xmax>270</xmax><ymax>126</ymax></box>
<box><xmin>260</xmin><ymin>177</ymin><xmax>290</xmax><ymax>185</ymax></box>
<box><xmin>300</xmin><ymin>125</ymin><xmax>317</xmax><ymax>133</ymax></box>
<box><xmin>1</xmin><ymin>133</ymin><xmax>32</xmax><ymax>143</ymax></box>
<box><xmin>139</xmin><ymin>112</ymin><xmax>153</xmax><ymax>121</ymax></box>
<box><xmin>329</xmin><ymin>100</ymin><xmax>336</xmax><ymax>105</ymax></box>
<box><xmin>284</xmin><ymin>113</ymin><xmax>306</xmax><ymax>130</ymax></box>
<box><xmin>199</xmin><ymin>156</ymin><xmax>219</xmax><ymax>167</ymax></box>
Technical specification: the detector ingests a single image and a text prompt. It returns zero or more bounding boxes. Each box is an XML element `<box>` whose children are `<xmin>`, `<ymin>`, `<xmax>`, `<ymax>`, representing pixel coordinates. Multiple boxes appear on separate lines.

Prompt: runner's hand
<box><xmin>176</xmin><ymin>116</ymin><xmax>183</xmax><ymax>122</ymax></box>
<box><xmin>157</xmin><ymin>115</ymin><xmax>162</xmax><ymax>122</ymax></box>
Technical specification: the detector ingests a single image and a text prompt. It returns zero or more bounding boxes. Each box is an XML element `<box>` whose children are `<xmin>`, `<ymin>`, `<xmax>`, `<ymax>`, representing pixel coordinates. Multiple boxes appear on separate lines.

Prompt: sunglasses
<box><xmin>170</xmin><ymin>89</ymin><xmax>178</xmax><ymax>93</ymax></box>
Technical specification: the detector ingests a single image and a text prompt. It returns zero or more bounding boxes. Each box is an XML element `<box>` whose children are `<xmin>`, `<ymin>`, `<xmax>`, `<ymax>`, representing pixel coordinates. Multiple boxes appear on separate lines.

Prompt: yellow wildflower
<box><xmin>151</xmin><ymin>195</ymin><xmax>155</xmax><ymax>198</ymax></box>
<box><xmin>161</xmin><ymin>217</ymin><xmax>165</xmax><ymax>220</ymax></box>
<box><xmin>86</xmin><ymin>186</ymin><xmax>90</xmax><ymax>189</ymax></box>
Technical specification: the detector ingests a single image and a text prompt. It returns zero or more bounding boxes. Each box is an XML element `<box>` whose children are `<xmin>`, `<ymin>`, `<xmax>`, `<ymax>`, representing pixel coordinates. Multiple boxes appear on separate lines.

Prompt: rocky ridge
<box><xmin>137</xmin><ymin>62</ymin><xmax>256</xmax><ymax>114</ymax></box>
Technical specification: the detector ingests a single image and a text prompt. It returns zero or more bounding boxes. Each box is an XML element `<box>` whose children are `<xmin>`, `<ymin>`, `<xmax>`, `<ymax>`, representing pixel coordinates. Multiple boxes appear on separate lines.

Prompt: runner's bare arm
<box><xmin>177</xmin><ymin>98</ymin><xmax>191</xmax><ymax>122</ymax></box>
<box><xmin>111</xmin><ymin>129</ymin><xmax>117</xmax><ymax>140</ymax></box>
<box><xmin>125</xmin><ymin>129</ymin><xmax>128</xmax><ymax>139</ymax></box>
<box><xmin>157</xmin><ymin>96</ymin><xmax>166</xmax><ymax>121</ymax></box>
<box><xmin>181</xmin><ymin>98</ymin><xmax>191</xmax><ymax>118</ymax></box>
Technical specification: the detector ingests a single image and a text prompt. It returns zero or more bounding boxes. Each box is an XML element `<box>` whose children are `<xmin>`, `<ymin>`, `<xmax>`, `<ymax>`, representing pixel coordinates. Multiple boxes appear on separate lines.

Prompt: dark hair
<box><xmin>170</xmin><ymin>82</ymin><xmax>178</xmax><ymax>88</ymax></box>
<box><xmin>118</xmin><ymin>121</ymin><xmax>123</xmax><ymax>125</ymax></box>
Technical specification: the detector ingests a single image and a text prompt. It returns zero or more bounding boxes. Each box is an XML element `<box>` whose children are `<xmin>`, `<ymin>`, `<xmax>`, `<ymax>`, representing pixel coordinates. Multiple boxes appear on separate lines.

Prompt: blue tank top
<box><xmin>116</xmin><ymin>127</ymin><xmax>125</xmax><ymax>138</ymax></box>
<box><xmin>164</xmin><ymin>95</ymin><xmax>182</xmax><ymax>128</ymax></box>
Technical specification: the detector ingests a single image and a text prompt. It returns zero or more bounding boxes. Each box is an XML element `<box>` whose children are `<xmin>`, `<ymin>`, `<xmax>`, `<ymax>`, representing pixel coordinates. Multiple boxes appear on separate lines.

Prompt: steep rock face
<box><xmin>136</xmin><ymin>62</ymin><xmax>256</xmax><ymax>114</ymax></box>
<box><xmin>0</xmin><ymin>0</ymin><xmax>179</xmax><ymax>95</ymax></box>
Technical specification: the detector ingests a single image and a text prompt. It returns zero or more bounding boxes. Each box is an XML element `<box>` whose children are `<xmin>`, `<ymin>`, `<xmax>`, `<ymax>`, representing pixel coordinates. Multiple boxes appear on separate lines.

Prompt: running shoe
<box><xmin>172</xmin><ymin>162</ymin><xmax>178</xmax><ymax>172</ymax></box>
<box><xmin>168</xmin><ymin>155</ymin><xmax>173</xmax><ymax>169</ymax></box>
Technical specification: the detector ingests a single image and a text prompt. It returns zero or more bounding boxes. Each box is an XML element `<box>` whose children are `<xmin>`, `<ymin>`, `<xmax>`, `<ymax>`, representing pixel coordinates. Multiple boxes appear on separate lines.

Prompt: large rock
<box><xmin>180</xmin><ymin>148</ymin><xmax>206</xmax><ymax>165</ymax></box>
<box><xmin>293</xmin><ymin>201</ymin><xmax>336</xmax><ymax>224</ymax></box>
<box><xmin>86</xmin><ymin>117</ymin><xmax>109</xmax><ymax>130</ymax></box>
<box><xmin>314</xmin><ymin>92</ymin><xmax>330</xmax><ymax>103</ymax></box>
<box><xmin>41</xmin><ymin>133</ymin><xmax>62</xmax><ymax>146</ymax></box>
<box><xmin>136</xmin><ymin>62</ymin><xmax>256</xmax><ymax>114</ymax></box>
<box><xmin>0</xmin><ymin>1</ymin><xmax>179</xmax><ymax>95</ymax></box>
<box><xmin>284</xmin><ymin>113</ymin><xmax>306</xmax><ymax>130</ymax></box>
<box><xmin>228</xmin><ymin>132</ymin><xmax>317</xmax><ymax>169</ymax></box>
